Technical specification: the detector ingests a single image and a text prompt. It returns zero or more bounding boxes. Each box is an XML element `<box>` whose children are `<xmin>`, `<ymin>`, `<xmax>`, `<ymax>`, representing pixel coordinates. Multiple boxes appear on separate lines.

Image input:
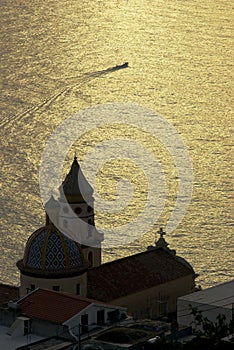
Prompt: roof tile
<box><xmin>18</xmin><ymin>289</ymin><xmax>93</xmax><ymax>324</ymax></box>
<box><xmin>87</xmin><ymin>248</ymin><xmax>194</xmax><ymax>301</ymax></box>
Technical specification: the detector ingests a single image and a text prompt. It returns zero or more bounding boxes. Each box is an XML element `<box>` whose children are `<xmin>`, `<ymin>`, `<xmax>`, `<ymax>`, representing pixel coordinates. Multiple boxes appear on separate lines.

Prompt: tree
<box><xmin>190</xmin><ymin>306</ymin><xmax>233</xmax><ymax>344</ymax></box>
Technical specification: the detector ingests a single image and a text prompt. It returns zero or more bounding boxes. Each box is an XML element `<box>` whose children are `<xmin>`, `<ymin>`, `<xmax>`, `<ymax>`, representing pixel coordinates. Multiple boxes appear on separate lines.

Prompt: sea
<box><xmin>0</xmin><ymin>0</ymin><xmax>233</xmax><ymax>289</ymax></box>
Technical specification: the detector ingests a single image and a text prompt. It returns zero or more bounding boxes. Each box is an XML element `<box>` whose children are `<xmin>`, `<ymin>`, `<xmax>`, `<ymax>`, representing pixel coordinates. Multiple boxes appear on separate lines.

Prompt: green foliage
<box><xmin>190</xmin><ymin>306</ymin><xmax>233</xmax><ymax>343</ymax></box>
<box><xmin>145</xmin><ymin>308</ymin><xmax>233</xmax><ymax>349</ymax></box>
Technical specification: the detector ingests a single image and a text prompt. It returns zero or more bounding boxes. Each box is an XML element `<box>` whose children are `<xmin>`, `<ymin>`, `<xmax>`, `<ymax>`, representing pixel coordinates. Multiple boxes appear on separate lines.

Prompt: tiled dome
<box><xmin>17</xmin><ymin>224</ymin><xmax>88</xmax><ymax>277</ymax></box>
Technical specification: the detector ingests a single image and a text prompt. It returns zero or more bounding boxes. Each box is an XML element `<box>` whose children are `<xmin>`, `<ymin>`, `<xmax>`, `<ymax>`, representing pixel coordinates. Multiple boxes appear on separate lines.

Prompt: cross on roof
<box><xmin>158</xmin><ymin>227</ymin><xmax>166</xmax><ymax>239</ymax></box>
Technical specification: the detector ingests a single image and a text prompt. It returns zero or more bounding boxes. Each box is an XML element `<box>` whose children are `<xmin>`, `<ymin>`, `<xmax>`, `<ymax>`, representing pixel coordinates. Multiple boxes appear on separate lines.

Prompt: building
<box><xmin>17</xmin><ymin>156</ymin><xmax>103</xmax><ymax>298</ymax></box>
<box><xmin>87</xmin><ymin>245</ymin><xmax>196</xmax><ymax>319</ymax></box>
<box><xmin>16</xmin><ymin>156</ymin><xmax>197</xmax><ymax>319</ymax></box>
<box><xmin>0</xmin><ymin>324</ymin><xmax>44</xmax><ymax>350</ymax></box>
<box><xmin>7</xmin><ymin>288</ymin><xmax>126</xmax><ymax>339</ymax></box>
<box><xmin>0</xmin><ymin>288</ymin><xmax>126</xmax><ymax>350</ymax></box>
<box><xmin>177</xmin><ymin>279</ymin><xmax>234</xmax><ymax>328</ymax></box>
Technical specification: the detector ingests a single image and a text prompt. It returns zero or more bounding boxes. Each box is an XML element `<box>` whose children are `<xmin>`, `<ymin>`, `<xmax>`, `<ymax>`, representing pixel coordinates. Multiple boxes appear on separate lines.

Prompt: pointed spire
<box><xmin>59</xmin><ymin>156</ymin><xmax>93</xmax><ymax>202</ymax></box>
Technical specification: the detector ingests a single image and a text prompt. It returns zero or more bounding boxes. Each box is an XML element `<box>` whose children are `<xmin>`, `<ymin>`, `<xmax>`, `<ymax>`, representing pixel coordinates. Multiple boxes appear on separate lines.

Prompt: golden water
<box><xmin>0</xmin><ymin>0</ymin><xmax>233</xmax><ymax>288</ymax></box>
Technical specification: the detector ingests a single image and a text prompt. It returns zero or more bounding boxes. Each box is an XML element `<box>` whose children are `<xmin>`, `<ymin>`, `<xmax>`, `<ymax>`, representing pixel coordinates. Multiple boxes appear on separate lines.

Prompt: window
<box><xmin>76</xmin><ymin>283</ymin><xmax>81</xmax><ymax>295</ymax></box>
<box><xmin>52</xmin><ymin>286</ymin><xmax>60</xmax><ymax>291</ymax></box>
<box><xmin>107</xmin><ymin>309</ymin><xmax>120</xmax><ymax>322</ymax></box>
<box><xmin>88</xmin><ymin>219</ymin><xmax>93</xmax><ymax>225</ymax></box>
<box><xmin>88</xmin><ymin>251</ymin><xmax>93</xmax><ymax>267</ymax></box>
<box><xmin>87</xmin><ymin>206</ymin><xmax>92</xmax><ymax>213</ymax></box>
<box><xmin>97</xmin><ymin>309</ymin><xmax>105</xmax><ymax>325</ymax></box>
<box><xmin>24</xmin><ymin>319</ymin><xmax>30</xmax><ymax>336</ymax></box>
<box><xmin>26</xmin><ymin>284</ymin><xmax>35</xmax><ymax>294</ymax></box>
<box><xmin>81</xmin><ymin>314</ymin><xmax>88</xmax><ymax>333</ymax></box>
<box><xmin>74</xmin><ymin>207</ymin><xmax>82</xmax><ymax>215</ymax></box>
<box><xmin>157</xmin><ymin>295</ymin><xmax>168</xmax><ymax>316</ymax></box>
<box><xmin>63</xmin><ymin>219</ymin><xmax>68</xmax><ymax>228</ymax></box>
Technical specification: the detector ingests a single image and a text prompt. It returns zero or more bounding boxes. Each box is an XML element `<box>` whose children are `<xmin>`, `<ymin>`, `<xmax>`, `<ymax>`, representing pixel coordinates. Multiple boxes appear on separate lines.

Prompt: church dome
<box><xmin>17</xmin><ymin>224</ymin><xmax>89</xmax><ymax>278</ymax></box>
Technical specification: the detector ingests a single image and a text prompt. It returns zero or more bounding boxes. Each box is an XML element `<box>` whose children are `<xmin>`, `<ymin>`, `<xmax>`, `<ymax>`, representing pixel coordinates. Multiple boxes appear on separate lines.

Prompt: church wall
<box><xmin>19</xmin><ymin>272</ymin><xmax>87</xmax><ymax>298</ymax></box>
<box><xmin>110</xmin><ymin>275</ymin><xmax>195</xmax><ymax>319</ymax></box>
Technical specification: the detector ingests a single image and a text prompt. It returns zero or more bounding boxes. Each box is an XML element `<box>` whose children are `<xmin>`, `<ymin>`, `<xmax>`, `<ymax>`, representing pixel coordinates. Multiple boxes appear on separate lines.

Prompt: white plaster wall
<box><xmin>177</xmin><ymin>299</ymin><xmax>232</xmax><ymax>328</ymax></box>
<box><xmin>65</xmin><ymin>304</ymin><xmax>126</xmax><ymax>331</ymax></box>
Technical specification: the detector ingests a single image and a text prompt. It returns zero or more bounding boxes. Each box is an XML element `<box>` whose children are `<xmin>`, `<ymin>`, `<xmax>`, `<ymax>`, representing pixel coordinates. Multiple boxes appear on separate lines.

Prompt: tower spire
<box><xmin>59</xmin><ymin>156</ymin><xmax>93</xmax><ymax>202</ymax></box>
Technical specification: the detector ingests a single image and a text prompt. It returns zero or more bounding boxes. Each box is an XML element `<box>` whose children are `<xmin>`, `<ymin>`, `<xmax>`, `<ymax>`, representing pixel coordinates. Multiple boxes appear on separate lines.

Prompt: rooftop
<box><xmin>178</xmin><ymin>279</ymin><xmax>234</xmax><ymax>309</ymax></box>
<box><xmin>87</xmin><ymin>247</ymin><xmax>195</xmax><ymax>302</ymax></box>
<box><xmin>17</xmin><ymin>288</ymin><xmax>120</xmax><ymax>325</ymax></box>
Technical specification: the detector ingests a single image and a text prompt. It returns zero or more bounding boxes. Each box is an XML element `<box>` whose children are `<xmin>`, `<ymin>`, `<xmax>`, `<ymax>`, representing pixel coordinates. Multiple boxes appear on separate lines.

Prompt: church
<box><xmin>17</xmin><ymin>156</ymin><xmax>197</xmax><ymax>319</ymax></box>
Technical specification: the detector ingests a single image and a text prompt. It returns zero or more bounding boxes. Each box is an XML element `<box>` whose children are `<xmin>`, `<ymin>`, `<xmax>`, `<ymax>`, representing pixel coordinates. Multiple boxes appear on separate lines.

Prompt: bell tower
<box><xmin>57</xmin><ymin>156</ymin><xmax>103</xmax><ymax>267</ymax></box>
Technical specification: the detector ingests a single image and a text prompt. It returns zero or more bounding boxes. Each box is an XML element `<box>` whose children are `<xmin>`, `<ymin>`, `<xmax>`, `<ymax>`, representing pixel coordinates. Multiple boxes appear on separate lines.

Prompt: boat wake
<box><xmin>1</xmin><ymin>63</ymin><xmax>128</xmax><ymax>129</ymax></box>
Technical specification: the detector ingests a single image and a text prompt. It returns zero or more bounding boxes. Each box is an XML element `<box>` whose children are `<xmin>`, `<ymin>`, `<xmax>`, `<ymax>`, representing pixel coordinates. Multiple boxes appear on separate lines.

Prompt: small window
<box><xmin>74</xmin><ymin>207</ymin><xmax>82</xmax><ymax>215</ymax></box>
<box><xmin>158</xmin><ymin>300</ymin><xmax>168</xmax><ymax>316</ymax></box>
<box><xmin>76</xmin><ymin>283</ymin><xmax>81</xmax><ymax>295</ymax></box>
<box><xmin>63</xmin><ymin>219</ymin><xmax>68</xmax><ymax>228</ymax></box>
<box><xmin>87</xmin><ymin>206</ymin><xmax>92</xmax><ymax>213</ymax></box>
<box><xmin>52</xmin><ymin>286</ymin><xmax>60</xmax><ymax>291</ymax></box>
<box><xmin>24</xmin><ymin>319</ymin><xmax>30</xmax><ymax>336</ymax></box>
<box><xmin>30</xmin><ymin>284</ymin><xmax>35</xmax><ymax>291</ymax></box>
<box><xmin>81</xmin><ymin>314</ymin><xmax>88</xmax><ymax>334</ymax></box>
<box><xmin>97</xmin><ymin>309</ymin><xmax>105</xmax><ymax>325</ymax></box>
<box><xmin>88</xmin><ymin>252</ymin><xmax>93</xmax><ymax>267</ymax></box>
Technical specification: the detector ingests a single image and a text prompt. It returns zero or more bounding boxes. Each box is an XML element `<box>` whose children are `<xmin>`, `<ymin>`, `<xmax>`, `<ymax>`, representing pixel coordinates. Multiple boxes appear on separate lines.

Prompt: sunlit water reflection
<box><xmin>0</xmin><ymin>0</ymin><xmax>233</xmax><ymax>288</ymax></box>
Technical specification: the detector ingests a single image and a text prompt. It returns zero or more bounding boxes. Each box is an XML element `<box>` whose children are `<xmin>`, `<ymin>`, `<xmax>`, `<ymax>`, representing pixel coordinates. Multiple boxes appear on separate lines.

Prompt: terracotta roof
<box><xmin>0</xmin><ymin>283</ymin><xmax>19</xmax><ymax>305</ymax></box>
<box><xmin>18</xmin><ymin>288</ymin><xmax>97</xmax><ymax>324</ymax></box>
<box><xmin>87</xmin><ymin>247</ymin><xmax>195</xmax><ymax>302</ymax></box>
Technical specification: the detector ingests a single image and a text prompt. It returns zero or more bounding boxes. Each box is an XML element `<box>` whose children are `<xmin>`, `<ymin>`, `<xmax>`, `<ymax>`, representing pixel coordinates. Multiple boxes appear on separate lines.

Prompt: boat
<box><xmin>114</xmin><ymin>62</ymin><xmax>129</xmax><ymax>70</ymax></box>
